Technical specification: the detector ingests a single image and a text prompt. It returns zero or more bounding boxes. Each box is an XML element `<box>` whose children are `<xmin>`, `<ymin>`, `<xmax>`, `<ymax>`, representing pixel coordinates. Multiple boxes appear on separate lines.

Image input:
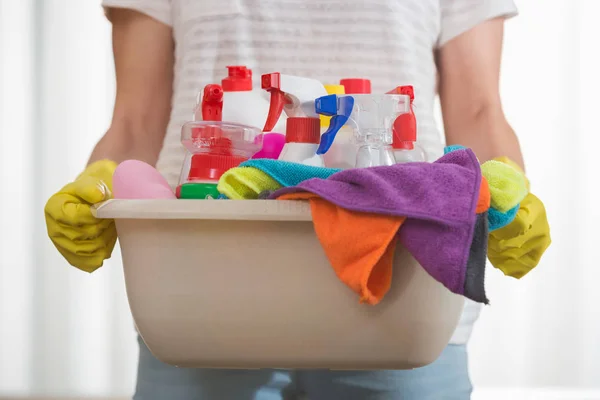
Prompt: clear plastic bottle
<box><xmin>177</xmin><ymin>121</ymin><xmax>262</xmax><ymax>199</ymax></box>
<box><xmin>316</xmin><ymin>93</ymin><xmax>411</xmax><ymax>168</ymax></box>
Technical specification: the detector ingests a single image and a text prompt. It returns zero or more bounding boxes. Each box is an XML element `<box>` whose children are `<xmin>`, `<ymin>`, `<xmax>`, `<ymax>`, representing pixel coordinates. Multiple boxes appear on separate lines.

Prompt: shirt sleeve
<box><xmin>101</xmin><ymin>0</ymin><xmax>172</xmax><ymax>27</ymax></box>
<box><xmin>438</xmin><ymin>0</ymin><xmax>518</xmax><ymax>48</ymax></box>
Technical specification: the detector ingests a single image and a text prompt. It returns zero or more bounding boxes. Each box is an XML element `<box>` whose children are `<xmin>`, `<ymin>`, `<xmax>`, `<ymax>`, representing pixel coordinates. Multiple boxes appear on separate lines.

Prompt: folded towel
<box><xmin>481</xmin><ymin>160</ymin><xmax>528</xmax><ymax>212</ymax></box>
<box><xmin>488</xmin><ymin>192</ymin><xmax>551</xmax><ymax>278</ymax></box>
<box><xmin>239</xmin><ymin>159</ymin><xmax>340</xmax><ymax>187</ymax></box>
<box><xmin>488</xmin><ymin>205</ymin><xmax>519</xmax><ymax>231</ymax></box>
<box><xmin>278</xmin><ymin>191</ymin><xmax>405</xmax><ymax>305</ymax></box>
<box><xmin>217</xmin><ymin>167</ymin><xmax>281</xmax><ymax>199</ymax></box>
<box><xmin>272</xmin><ymin>148</ymin><xmax>485</xmax><ymax>301</ymax></box>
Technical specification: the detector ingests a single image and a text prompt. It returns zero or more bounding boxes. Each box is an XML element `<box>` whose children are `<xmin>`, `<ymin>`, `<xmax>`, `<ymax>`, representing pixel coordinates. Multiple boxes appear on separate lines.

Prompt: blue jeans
<box><xmin>134</xmin><ymin>335</ymin><xmax>472</xmax><ymax>399</ymax></box>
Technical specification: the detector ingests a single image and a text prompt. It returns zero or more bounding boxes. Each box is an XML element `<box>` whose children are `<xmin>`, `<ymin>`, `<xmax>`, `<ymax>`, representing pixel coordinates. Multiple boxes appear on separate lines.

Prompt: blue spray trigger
<box><xmin>315</xmin><ymin>94</ymin><xmax>338</xmax><ymax>116</ymax></box>
<box><xmin>315</xmin><ymin>95</ymin><xmax>355</xmax><ymax>155</ymax></box>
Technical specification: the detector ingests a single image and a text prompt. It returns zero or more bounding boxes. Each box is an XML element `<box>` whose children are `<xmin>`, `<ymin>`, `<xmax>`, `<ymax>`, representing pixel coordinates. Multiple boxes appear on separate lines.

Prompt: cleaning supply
<box><xmin>251</xmin><ymin>133</ymin><xmax>286</xmax><ymax>160</ymax></box>
<box><xmin>262</xmin><ymin>72</ymin><xmax>328</xmax><ymax>166</ymax></box>
<box><xmin>113</xmin><ymin>160</ymin><xmax>176</xmax><ymax>199</ymax></box>
<box><xmin>44</xmin><ymin>159</ymin><xmax>118</xmax><ymax>273</ymax></box>
<box><xmin>238</xmin><ymin>159</ymin><xmax>340</xmax><ymax>187</ymax></box>
<box><xmin>193</xmin><ymin>66</ymin><xmax>286</xmax><ymax>131</ymax></box>
<box><xmin>445</xmin><ymin>145</ymin><xmax>523</xmax><ymax>229</ymax></box>
<box><xmin>487</xmin><ymin>157</ymin><xmax>551</xmax><ymax>278</ymax></box>
<box><xmin>387</xmin><ymin>85</ymin><xmax>427</xmax><ymax>163</ymax></box>
<box><xmin>316</xmin><ymin>93</ymin><xmax>411</xmax><ymax>168</ymax></box>
<box><xmin>272</xmin><ymin>148</ymin><xmax>488</xmax><ymax>303</ymax></box>
<box><xmin>319</xmin><ymin>84</ymin><xmax>356</xmax><ymax>169</ymax></box>
<box><xmin>481</xmin><ymin>160</ymin><xmax>528</xmax><ymax>212</ymax></box>
<box><xmin>198</xmin><ymin>84</ymin><xmax>223</xmax><ymax>121</ymax></box>
<box><xmin>217</xmin><ymin>159</ymin><xmax>339</xmax><ymax>199</ymax></box>
<box><xmin>488</xmin><ymin>204</ymin><xmax>519</xmax><ymax>231</ymax></box>
<box><xmin>340</xmin><ymin>78</ymin><xmax>372</xmax><ymax>94</ymax></box>
<box><xmin>217</xmin><ymin>167</ymin><xmax>281</xmax><ymax>200</ymax></box>
<box><xmin>277</xmin><ymin>191</ymin><xmax>406</xmax><ymax>305</ymax></box>
<box><xmin>488</xmin><ymin>192</ymin><xmax>551</xmax><ymax>278</ymax></box>
<box><xmin>178</xmin><ymin>121</ymin><xmax>262</xmax><ymax>199</ymax></box>
<box><xmin>319</xmin><ymin>84</ymin><xmax>345</xmax><ymax>128</ymax></box>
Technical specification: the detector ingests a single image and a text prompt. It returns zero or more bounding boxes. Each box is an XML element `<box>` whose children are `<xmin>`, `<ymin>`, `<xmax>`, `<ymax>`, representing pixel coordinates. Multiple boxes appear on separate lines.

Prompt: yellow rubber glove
<box><xmin>44</xmin><ymin>160</ymin><xmax>118</xmax><ymax>273</ymax></box>
<box><xmin>488</xmin><ymin>158</ymin><xmax>551</xmax><ymax>278</ymax></box>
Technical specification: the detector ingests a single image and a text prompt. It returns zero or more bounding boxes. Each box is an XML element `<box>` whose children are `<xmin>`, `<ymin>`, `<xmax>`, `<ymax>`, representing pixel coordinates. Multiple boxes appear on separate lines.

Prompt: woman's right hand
<box><xmin>44</xmin><ymin>160</ymin><xmax>118</xmax><ymax>273</ymax></box>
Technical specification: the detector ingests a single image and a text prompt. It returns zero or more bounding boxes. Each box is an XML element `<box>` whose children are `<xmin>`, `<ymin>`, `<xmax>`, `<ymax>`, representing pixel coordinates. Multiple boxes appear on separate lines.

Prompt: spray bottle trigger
<box><xmin>315</xmin><ymin>95</ymin><xmax>354</xmax><ymax>155</ymax></box>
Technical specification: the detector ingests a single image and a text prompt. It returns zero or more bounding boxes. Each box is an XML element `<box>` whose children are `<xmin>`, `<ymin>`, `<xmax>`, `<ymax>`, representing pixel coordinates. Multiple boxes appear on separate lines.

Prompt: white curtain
<box><xmin>0</xmin><ymin>0</ymin><xmax>597</xmax><ymax>398</ymax></box>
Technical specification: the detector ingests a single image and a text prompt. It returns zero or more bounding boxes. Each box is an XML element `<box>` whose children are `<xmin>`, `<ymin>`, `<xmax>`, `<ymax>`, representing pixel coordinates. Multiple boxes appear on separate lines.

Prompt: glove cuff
<box><xmin>78</xmin><ymin>159</ymin><xmax>118</xmax><ymax>190</ymax></box>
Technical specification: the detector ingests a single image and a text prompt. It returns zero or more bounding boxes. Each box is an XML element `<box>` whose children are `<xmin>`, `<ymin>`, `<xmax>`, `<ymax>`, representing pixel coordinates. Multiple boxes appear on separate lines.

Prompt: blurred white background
<box><xmin>0</xmin><ymin>0</ymin><xmax>598</xmax><ymax>399</ymax></box>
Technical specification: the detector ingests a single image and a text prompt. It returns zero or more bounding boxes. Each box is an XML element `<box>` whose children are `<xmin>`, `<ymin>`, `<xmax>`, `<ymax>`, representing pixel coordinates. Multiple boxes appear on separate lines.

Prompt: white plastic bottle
<box><xmin>194</xmin><ymin>66</ymin><xmax>286</xmax><ymax>131</ymax></box>
<box><xmin>262</xmin><ymin>72</ymin><xmax>328</xmax><ymax>166</ymax></box>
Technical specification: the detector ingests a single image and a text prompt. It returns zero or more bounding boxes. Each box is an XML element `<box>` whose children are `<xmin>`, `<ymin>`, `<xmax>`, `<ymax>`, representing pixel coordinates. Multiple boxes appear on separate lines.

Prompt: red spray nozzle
<box><xmin>222</xmin><ymin>66</ymin><xmax>252</xmax><ymax>91</ymax></box>
<box><xmin>201</xmin><ymin>84</ymin><xmax>224</xmax><ymax>121</ymax></box>
<box><xmin>386</xmin><ymin>85</ymin><xmax>415</xmax><ymax>102</ymax></box>
<box><xmin>261</xmin><ymin>72</ymin><xmax>286</xmax><ymax>132</ymax></box>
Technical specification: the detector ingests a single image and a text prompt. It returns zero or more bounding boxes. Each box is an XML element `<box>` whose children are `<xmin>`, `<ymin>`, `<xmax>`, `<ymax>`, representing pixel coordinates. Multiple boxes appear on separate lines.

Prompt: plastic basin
<box><xmin>93</xmin><ymin>199</ymin><xmax>464</xmax><ymax>370</ymax></box>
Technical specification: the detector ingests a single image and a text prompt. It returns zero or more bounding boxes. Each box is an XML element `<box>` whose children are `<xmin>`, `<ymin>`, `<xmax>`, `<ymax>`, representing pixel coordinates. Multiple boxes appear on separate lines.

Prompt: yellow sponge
<box><xmin>481</xmin><ymin>160</ymin><xmax>528</xmax><ymax>212</ymax></box>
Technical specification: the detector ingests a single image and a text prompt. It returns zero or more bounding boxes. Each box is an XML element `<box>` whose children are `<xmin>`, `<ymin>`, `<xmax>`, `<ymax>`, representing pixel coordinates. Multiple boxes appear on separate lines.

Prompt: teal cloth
<box><xmin>239</xmin><ymin>159</ymin><xmax>340</xmax><ymax>187</ymax></box>
<box><xmin>444</xmin><ymin>145</ymin><xmax>467</xmax><ymax>154</ymax></box>
<box><xmin>488</xmin><ymin>204</ymin><xmax>519</xmax><ymax>231</ymax></box>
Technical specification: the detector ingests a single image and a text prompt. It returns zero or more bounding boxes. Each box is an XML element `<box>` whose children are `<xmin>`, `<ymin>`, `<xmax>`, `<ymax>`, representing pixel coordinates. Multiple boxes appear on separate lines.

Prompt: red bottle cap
<box><xmin>187</xmin><ymin>153</ymin><xmax>247</xmax><ymax>181</ymax></box>
<box><xmin>286</xmin><ymin>117</ymin><xmax>320</xmax><ymax>144</ymax></box>
<box><xmin>222</xmin><ymin>66</ymin><xmax>252</xmax><ymax>92</ymax></box>
<box><xmin>340</xmin><ymin>78</ymin><xmax>371</xmax><ymax>94</ymax></box>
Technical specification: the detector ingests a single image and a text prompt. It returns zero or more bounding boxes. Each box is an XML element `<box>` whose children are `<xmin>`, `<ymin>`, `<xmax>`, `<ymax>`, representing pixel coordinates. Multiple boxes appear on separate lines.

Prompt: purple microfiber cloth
<box><xmin>271</xmin><ymin>148</ymin><xmax>483</xmax><ymax>301</ymax></box>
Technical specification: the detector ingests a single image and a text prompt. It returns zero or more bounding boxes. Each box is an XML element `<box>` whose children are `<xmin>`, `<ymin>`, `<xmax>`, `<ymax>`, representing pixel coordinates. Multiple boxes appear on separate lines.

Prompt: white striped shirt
<box><xmin>102</xmin><ymin>0</ymin><xmax>518</xmax><ymax>345</ymax></box>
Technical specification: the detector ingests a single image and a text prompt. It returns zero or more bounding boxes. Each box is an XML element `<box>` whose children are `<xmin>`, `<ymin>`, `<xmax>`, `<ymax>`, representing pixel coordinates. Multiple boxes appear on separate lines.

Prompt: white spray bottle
<box><xmin>316</xmin><ymin>93</ymin><xmax>411</xmax><ymax>168</ymax></box>
<box><xmin>262</xmin><ymin>72</ymin><xmax>328</xmax><ymax>166</ymax></box>
<box><xmin>194</xmin><ymin>66</ymin><xmax>286</xmax><ymax>131</ymax></box>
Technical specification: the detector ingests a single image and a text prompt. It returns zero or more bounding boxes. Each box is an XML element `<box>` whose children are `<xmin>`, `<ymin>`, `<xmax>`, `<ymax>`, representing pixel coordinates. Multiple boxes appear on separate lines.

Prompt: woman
<box><xmin>45</xmin><ymin>0</ymin><xmax>524</xmax><ymax>398</ymax></box>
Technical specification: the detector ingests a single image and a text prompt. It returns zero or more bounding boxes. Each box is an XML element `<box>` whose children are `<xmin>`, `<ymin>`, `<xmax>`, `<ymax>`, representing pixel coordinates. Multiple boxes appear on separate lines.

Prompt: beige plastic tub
<box><xmin>93</xmin><ymin>199</ymin><xmax>464</xmax><ymax>370</ymax></box>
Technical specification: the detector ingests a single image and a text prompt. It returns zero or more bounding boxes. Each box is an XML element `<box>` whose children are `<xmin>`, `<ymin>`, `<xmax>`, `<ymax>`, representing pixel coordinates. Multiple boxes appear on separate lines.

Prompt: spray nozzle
<box><xmin>386</xmin><ymin>85</ymin><xmax>414</xmax><ymax>101</ymax></box>
<box><xmin>201</xmin><ymin>84</ymin><xmax>224</xmax><ymax>121</ymax></box>
<box><xmin>315</xmin><ymin>94</ymin><xmax>355</xmax><ymax>155</ymax></box>
<box><xmin>261</xmin><ymin>72</ymin><xmax>328</xmax><ymax>132</ymax></box>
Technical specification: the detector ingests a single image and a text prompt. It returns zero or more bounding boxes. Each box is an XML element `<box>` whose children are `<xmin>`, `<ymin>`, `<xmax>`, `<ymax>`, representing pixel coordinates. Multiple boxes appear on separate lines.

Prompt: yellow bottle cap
<box><xmin>320</xmin><ymin>85</ymin><xmax>346</xmax><ymax>127</ymax></box>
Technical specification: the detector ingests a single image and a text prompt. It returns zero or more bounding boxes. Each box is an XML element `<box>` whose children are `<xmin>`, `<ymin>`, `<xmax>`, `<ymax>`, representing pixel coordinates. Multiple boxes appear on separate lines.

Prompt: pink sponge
<box><xmin>113</xmin><ymin>160</ymin><xmax>176</xmax><ymax>199</ymax></box>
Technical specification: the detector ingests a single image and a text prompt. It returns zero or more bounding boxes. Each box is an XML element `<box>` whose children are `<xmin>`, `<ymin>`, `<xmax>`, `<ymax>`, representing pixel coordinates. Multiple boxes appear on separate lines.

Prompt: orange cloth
<box><xmin>278</xmin><ymin>175</ymin><xmax>489</xmax><ymax>305</ymax></box>
<box><xmin>278</xmin><ymin>192</ymin><xmax>405</xmax><ymax>305</ymax></box>
<box><xmin>477</xmin><ymin>176</ymin><xmax>491</xmax><ymax>213</ymax></box>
